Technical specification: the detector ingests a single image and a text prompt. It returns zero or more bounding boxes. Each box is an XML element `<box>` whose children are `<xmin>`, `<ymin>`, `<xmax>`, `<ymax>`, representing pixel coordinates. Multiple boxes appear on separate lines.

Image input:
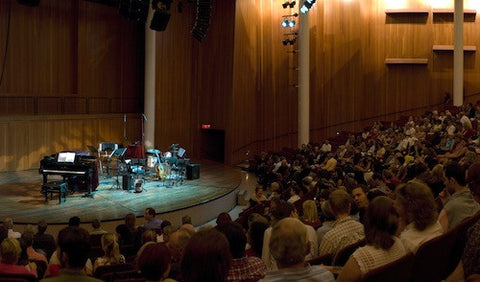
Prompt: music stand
<box><xmin>110</xmin><ymin>148</ymin><xmax>127</xmax><ymax>190</ymax></box>
<box><xmin>87</xmin><ymin>145</ymin><xmax>98</xmax><ymax>156</ymax></box>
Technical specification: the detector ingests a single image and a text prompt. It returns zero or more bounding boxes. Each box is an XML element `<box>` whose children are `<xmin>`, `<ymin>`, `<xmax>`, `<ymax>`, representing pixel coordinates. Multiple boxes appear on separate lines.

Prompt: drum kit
<box><xmin>145</xmin><ymin>144</ymin><xmax>189</xmax><ymax>185</ymax></box>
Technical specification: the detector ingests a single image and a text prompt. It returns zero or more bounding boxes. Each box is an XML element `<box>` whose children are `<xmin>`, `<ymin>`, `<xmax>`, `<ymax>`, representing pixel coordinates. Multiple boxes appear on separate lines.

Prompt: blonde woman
<box><xmin>93</xmin><ymin>233</ymin><xmax>125</xmax><ymax>272</ymax></box>
<box><xmin>302</xmin><ymin>200</ymin><xmax>321</xmax><ymax>229</ymax></box>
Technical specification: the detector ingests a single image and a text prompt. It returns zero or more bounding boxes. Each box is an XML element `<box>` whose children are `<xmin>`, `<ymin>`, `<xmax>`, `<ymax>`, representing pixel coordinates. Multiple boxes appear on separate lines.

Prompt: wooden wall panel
<box><xmin>230</xmin><ymin>0</ymin><xmax>263</xmax><ymax>163</ymax></box>
<box><xmin>0</xmin><ymin>0</ymin><xmax>143</xmax><ymax>115</ymax></box>
<box><xmin>0</xmin><ymin>114</ymin><xmax>142</xmax><ymax>172</ymax></box>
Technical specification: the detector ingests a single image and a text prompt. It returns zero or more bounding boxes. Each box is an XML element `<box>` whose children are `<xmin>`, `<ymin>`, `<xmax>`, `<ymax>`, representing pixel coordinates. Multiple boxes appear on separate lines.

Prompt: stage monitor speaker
<box><xmin>186</xmin><ymin>164</ymin><xmax>200</xmax><ymax>180</ymax></box>
<box><xmin>122</xmin><ymin>174</ymin><xmax>134</xmax><ymax>190</ymax></box>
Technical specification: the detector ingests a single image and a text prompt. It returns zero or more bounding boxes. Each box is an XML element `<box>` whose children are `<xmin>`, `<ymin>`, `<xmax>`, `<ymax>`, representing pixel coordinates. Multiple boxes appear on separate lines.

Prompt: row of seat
<box><xmin>307</xmin><ymin>210</ymin><xmax>480</xmax><ymax>282</ymax></box>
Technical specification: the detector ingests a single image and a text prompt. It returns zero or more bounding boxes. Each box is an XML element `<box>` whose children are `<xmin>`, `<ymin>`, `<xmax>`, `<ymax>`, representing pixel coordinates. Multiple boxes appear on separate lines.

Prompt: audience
<box><xmin>42</xmin><ymin>226</ymin><xmax>101</xmax><ymax>282</ymax></box>
<box><xmin>90</xmin><ymin>219</ymin><xmax>107</xmax><ymax>235</ymax></box>
<box><xmin>93</xmin><ymin>233</ymin><xmax>125</xmax><ymax>273</ymax></box>
<box><xmin>216</xmin><ymin>221</ymin><xmax>267</xmax><ymax>281</ymax></box>
<box><xmin>3</xmin><ymin>217</ymin><xmax>21</xmax><ymax>239</ymax></box>
<box><xmin>138</xmin><ymin>243</ymin><xmax>175</xmax><ymax>282</ymax></box>
<box><xmin>395</xmin><ymin>180</ymin><xmax>443</xmax><ymax>253</ymax></box>
<box><xmin>318</xmin><ymin>190</ymin><xmax>365</xmax><ymax>257</ymax></box>
<box><xmin>260</xmin><ymin>218</ymin><xmax>334</xmax><ymax>281</ymax></box>
<box><xmin>439</xmin><ymin>162</ymin><xmax>480</xmax><ymax>231</ymax></box>
<box><xmin>33</xmin><ymin>220</ymin><xmax>56</xmax><ymax>261</ymax></box>
<box><xmin>143</xmin><ymin>207</ymin><xmax>163</xmax><ymax>230</ymax></box>
<box><xmin>337</xmin><ymin>196</ymin><xmax>408</xmax><ymax>281</ymax></box>
<box><xmin>0</xmin><ymin>238</ymin><xmax>37</xmax><ymax>278</ymax></box>
<box><xmin>301</xmin><ymin>200</ymin><xmax>321</xmax><ymax>230</ymax></box>
<box><xmin>181</xmin><ymin>228</ymin><xmax>232</xmax><ymax>282</ymax></box>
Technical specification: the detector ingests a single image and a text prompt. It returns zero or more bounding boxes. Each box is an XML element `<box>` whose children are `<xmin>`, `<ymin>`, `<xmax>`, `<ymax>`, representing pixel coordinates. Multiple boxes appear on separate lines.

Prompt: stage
<box><xmin>0</xmin><ymin>160</ymin><xmax>244</xmax><ymax>227</ymax></box>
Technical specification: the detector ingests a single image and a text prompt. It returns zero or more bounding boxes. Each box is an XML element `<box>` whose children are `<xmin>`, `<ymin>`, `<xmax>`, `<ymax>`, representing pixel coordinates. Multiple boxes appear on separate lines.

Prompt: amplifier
<box><xmin>186</xmin><ymin>164</ymin><xmax>200</xmax><ymax>180</ymax></box>
<box><xmin>122</xmin><ymin>174</ymin><xmax>134</xmax><ymax>191</ymax></box>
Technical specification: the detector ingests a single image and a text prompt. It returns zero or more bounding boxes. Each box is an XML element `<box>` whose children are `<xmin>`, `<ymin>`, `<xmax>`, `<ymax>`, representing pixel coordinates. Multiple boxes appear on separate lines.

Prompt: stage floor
<box><xmin>0</xmin><ymin>160</ymin><xmax>243</xmax><ymax>225</ymax></box>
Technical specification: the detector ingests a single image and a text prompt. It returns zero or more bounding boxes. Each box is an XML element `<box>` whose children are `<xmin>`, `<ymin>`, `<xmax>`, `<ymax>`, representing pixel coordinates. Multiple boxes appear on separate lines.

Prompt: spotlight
<box><xmin>281</xmin><ymin>20</ymin><xmax>289</xmax><ymax>28</ymax></box>
<box><xmin>300</xmin><ymin>0</ymin><xmax>316</xmax><ymax>14</ymax></box>
<box><xmin>288</xmin><ymin>20</ymin><xmax>296</xmax><ymax>28</ymax></box>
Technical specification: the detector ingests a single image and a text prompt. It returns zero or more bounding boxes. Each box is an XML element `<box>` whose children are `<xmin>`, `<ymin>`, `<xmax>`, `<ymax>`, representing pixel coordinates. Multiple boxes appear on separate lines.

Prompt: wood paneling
<box><xmin>0</xmin><ymin>114</ymin><xmax>142</xmax><ymax>172</ymax></box>
<box><xmin>0</xmin><ymin>0</ymin><xmax>143</xmax><ymax>114</ymax></box>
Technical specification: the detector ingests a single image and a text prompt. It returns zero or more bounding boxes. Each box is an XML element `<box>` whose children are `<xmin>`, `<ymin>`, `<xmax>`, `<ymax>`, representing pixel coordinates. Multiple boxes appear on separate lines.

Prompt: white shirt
<box><xmin>399</xmin><ymin>221</ymin><xmax>443</xmax><ymax>254</ymax></box>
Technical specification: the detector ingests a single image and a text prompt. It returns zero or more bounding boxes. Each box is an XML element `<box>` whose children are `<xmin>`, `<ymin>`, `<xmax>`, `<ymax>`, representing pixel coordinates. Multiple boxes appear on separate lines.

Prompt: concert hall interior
<box><xmin>2</xmin><ymin>0</ymin><xmax>480</xmax><ymax>270</ymax></box>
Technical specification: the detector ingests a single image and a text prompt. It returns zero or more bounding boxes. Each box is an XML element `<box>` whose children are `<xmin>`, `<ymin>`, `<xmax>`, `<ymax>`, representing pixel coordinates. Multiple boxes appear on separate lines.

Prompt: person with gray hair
<box><xmin>260</xmin><ymin>218</ymin><xmax>334</xmax><ymax>281</ymax></box>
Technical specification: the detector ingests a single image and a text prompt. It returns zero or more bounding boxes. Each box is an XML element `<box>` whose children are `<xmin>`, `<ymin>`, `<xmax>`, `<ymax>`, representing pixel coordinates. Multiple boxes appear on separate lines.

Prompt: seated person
<box><xmin>93</xmin><ymin>233</ymin><xmax>125</xmax><ymax>273</ymax></box>
<box><xmin>337</xmin><ymin>197</ymin><xmax>408</xmax><ymax>281</ymax></box>
<box><xmin>0</xmin><ymin>238</ymin><xmax>37</xmax><ymax>278</ymax></box>
<box><xmin>250</xmin><ymin>186</ymin><xmax>268</xmax><ymax>206</ymax></box>
<box><xmin>138</xmin><ymin>243</ymin><xmax>175</xmax><ymax>282</ymax></box>
<box><xmin>216</xmin><ymin>221</ymin><xmax>267</xmax><ymax>281</ymax></box>
<box><xmin>395</xmin><ymin>181</ymin><xmax>443</xmax><ymax>253</ymax></box>
<box><xmin>42</xmin><ymin>226</ymin><xmax>101</xmax><ymax>282</ymax></box>
<box><xmin>318</xmin><ymin>190</ymin><xmax>365</xmax><ymax>257</ymax></box>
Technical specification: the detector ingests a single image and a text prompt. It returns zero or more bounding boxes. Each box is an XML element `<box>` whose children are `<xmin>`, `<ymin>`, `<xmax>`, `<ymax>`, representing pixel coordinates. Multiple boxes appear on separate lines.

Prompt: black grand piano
<box><xmin>39</xmin><ymin>151</ymin><xmax>99</xmax><ymax>195</ymax></box>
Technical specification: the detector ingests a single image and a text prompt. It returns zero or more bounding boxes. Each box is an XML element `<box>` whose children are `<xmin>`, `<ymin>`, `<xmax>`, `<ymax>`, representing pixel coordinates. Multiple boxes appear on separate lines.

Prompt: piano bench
<box><xmin>42</xmin><ymin>182</ymin><xmax>67</xmax><ymax>204</ymax></box>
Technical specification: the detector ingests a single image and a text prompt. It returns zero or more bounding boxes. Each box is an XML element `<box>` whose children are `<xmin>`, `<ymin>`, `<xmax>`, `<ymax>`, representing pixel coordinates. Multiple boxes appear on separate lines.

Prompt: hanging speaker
<box><xmin>17</xmin><ymin>0</ymin><xmax>40</xmax><ymax>6</ymax></box>
<box><xmin>191</xmin><ymin>0</ymin><xmax>211</xmax><ymax>42</ymax></box>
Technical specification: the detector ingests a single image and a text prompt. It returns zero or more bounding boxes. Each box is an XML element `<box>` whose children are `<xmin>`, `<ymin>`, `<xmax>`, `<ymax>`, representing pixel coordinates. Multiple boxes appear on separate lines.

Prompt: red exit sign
<box><xmin>201</xmin><ymin>124</ymin><xmax>211</xmax><ymax>129</ymax></box>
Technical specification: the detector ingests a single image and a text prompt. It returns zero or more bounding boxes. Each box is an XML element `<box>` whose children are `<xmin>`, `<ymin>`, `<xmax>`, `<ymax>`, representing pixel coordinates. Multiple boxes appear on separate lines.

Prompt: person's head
<box><xmin>247</xmin><ymin>220</ymin><xmax>269</xmax><ymax>258</ymax></box>
<box><xmin>116</xmin><ymin>224</ymin><xmax>133</xmax><ymax>244</ymax></box>
<box><xmin>270</xmin><ymin>200</ymin><xmax>294</xmax><ymax>223</ymax></box>
<box><xmin>302</xmin><ymin>200</ymin><xmax>319</xmax><ymax>222</ymax></box>
<box><xmin>444</xmin><ymin>162</ymin><xmax>467</xmax><ymax>193</ymax></box>
<box><xmin>57</xmin><ymin>226</ymin><xmax>91</xmax><ymax>269</ymax></box>
<box><xmin>37</xmin><ymin>219</ymin><xmax>48</xmax><ymax>234</ymax></box>
<box><xmin>320</xmin><ymin>200</ymin><xmax>336</xmax><ymax>221</ymax></box>
<box><xmin>125</xmin><ymin>213</ymin><xmax>136</xmax><ymax>229</ymax></box>
<box><xmin>216</xmin><ymin>221</ymin><xmax>247</xmax><ymax>259</ymax></box>
<box><xmin>0</xmin><ymin>238</ymin><xmax>21</xmax><ymax>264</ymax></box>
<box><xmin>3</xmin><ymin>217</ymin><xmax>13</xmax><ymax>229</ymax></box>
<box><xmin>270</xmin><ymin>218</ymin><xmax>309</xmax><ymax>268</ymax></box>
<box><xmin>181</xmin><ymin>228</ymin><xmax>231</xmax><ymax>282</ymax></box>
<box><xmin>328</xmin><ymin>189</ymin><xmax>352</xmax><ymax>217</ymax></box>
<box><xmin>0</xmin><ymin>226</ymin><xmax>7</xmax><ymax>243</ymax></box>
<box><xmin>141</xmin><ymin>229</ymin><xmax>157</xmax><ymax>245</ymax></box>
<box><xmin>395</xmin><ymin>181</ymin><xmax>438</xmax><ymax>231</ymax></box>
<box><xmin>168</xmin><ymin>228</ymin><xmax>193</xmax><ymax>261</ymax></box>
<box><xmin>352</xmin><ymin>186</ymin><xmax>369</xmax><ymax>209</ymax></box>
<box><xmin>182</xmin><ymin>215</ymin><xmax>192</xmax><ymax>225</ymax></box>
<box><xmin>215</xmin><ymin>212</ymin><xmax>232</xmax><ymax>225</ymax></box>
<box><xmin>364</xmin><ymin>196</ymin><xmax>399</xmax><ymax>250</ymax></box>
<box><xmin>92</xmin><ymin>218</ymin><xmax>102</xmax><ymax>229</ymax></box>
<box><xmin>467</xmin><ymin>163</ymin><xmax>480</xmax><ymax>203</ymax></box>
<box><xmin>138</xmin><ymin>243</ymin><xmax>172</xmax><ymax>281</ymax></box>
<box><xmin>68</xmin><ymin>216</ymin><xmax>81</xmax><ymax>227</ymax></box>
<box><xmin>101</xmin><ymin>233</ymin><xmax>121</xmax><ymax>262</ymax></box>
<box><xmin>21</xmin><ymin>231</ymin><xmax>35</xmax><ymax>247</ymax></box>
<box><xmin>144</xmin><ymin>207</ymin><xmax>156</xmax><ymax>221</ymax></box>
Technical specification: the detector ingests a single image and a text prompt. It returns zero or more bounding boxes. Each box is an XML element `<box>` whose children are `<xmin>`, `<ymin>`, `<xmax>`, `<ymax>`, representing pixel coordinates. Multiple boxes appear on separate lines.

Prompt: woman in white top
<box><xmin>395</xmin><ymin>181</ymin><xmax>443</xmax><ymax>253</ymax></box>
<box><xmin>337</xmin><ymin>196</ymin><xmax>408</xmax><ymax>281</ymax></box>
<box><xmin>93</xmin><ymin>233</ymin><xmax>125</xmax><ymax>273</ymax></box>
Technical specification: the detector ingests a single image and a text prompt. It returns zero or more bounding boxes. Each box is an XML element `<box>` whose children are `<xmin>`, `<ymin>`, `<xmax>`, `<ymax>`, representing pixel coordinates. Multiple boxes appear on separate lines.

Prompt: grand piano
<box><xmin>39</xmin><ymin>151</ymin><xmax>99</xmax><ymax>194</ymax></box>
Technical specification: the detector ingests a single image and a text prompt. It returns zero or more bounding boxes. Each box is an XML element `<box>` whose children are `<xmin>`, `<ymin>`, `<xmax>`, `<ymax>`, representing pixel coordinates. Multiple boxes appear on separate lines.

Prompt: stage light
<box><xmin>300</xmin><ymin>0</ymin><xmax>316</xmax><ymax>14</ymax></box>
<box><xmin>281</xmin><ymin>20</ymin><xmax>289</xmax><ymax>27</ymax></box>
<box><xmin>288</xmin><ymin>20</ymin><xmax>296</xmax><ymax>28</ymax></box>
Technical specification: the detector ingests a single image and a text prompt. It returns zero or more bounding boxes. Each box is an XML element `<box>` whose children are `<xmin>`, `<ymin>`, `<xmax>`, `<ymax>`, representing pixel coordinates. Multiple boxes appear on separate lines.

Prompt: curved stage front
<box><xmin>0</xmin><ymin>160</ymin><xmax>243</xmax><ymax>228</ymax></box>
